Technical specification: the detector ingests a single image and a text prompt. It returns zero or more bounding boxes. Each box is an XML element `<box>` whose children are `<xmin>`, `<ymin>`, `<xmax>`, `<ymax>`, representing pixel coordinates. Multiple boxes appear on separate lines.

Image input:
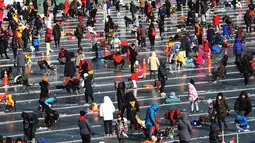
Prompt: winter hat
<box><xmin>15</xmin><ymin>137</ymin><xmax>23</xmax><ymax>142</ymax></box>
<box><xmin>131</xmin><ymin>43</ymin><xmax>135</xmax><ymax>47</ymax></box>
<box><xmin>43</xmin><ymin>76</ymin><xmax>48</xmax><ymax>82</ymax></box>
<box><xmin>175</xmin><ymin>109</ymin><xmax>182</xmax><ymax>117</ymax></box>
<box><xmin>80</xmin><ymin>111</ymin><xmax>87</xmax><ymax>116</ymax></box>
<box><xmin>21</xmin><ymin>112</ymin><xmax>29</xmax><ymax>120</ymax></box>
<box><xmin>240</xmin><ymin>91</ymin><xmax>247</xmax><ymax>96</ymax></box>
<box><xmin>189</xmin><ymin>79</ymin><xmax>195</xmax><ymax>85</ymax></box>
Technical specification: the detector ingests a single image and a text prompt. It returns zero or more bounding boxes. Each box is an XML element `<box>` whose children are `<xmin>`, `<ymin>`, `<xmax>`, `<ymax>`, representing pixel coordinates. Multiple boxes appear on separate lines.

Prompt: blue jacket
<box><xmin>235</xmin><ymin>114</ymin><xmax>248</xmax><ymax>127</ymax></box>
<box><xmin>107</xmin><ymin>1</ymin><xmax>111</xmax><ymax>9</ymax></box>
<box><xmin>159</xmin><ymin>8</ymin><xmax>166</xmax><ymax>16</ymax></box>
<box><xmin>212</xmin><ymin>44</ymin><xmax>220</xmax><ymax>54</ymax></box>
<box><xmin>172</xmin><ymin>42</ymin><xmax>181</xmax><ymax>53</ymax></box>
<box><xmin>234</xmin><ymin>38</ymin><xmax>243</xmax><ymax>52</ymax></box>
<box><xmin>44</xmin><ymin>97</ymin><xmax>55</xmax><ymax>106</ymax></box>
<box><xmin>222</xmin><ymin>25</ymin><xmax>229</xmax><ymax>36</ymax></box>
<box><xmin>145</xmin><ymin>104</ymin><xmax>159</xmax><ymax>126</ymax></box>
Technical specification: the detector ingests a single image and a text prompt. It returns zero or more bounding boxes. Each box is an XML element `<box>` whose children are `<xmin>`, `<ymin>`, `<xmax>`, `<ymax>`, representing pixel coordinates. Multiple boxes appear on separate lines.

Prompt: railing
<box><xmin>163</xmin><ymin>130</ymin><xmax>255</xmax><ymax>143</ymax></box>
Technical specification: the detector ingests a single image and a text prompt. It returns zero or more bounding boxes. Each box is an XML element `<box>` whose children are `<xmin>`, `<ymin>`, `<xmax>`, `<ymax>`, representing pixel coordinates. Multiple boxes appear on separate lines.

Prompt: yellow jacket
<box><xmin>6</xmin><ymin>94</ymin><xmax>14</xmax><ymax>107</ymax></box>
<box><xmin>176</xmin><ymin>52</ymin><xmax>186</xmax><ymax>66</ymax></box>
<box><xmin>16</xmin><ymin>26</ymin><xmax>23</xmax><ymax>38</ymax></box>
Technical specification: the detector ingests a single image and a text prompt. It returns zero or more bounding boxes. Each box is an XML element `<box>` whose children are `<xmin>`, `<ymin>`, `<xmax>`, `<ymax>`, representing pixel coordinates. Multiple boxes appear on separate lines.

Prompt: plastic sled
<box><xmin>165</xmin><ymin>97</ymin><xmax>180</xmax><ymax>103</ymax></box>
<box><xmin>0</xmin><ymin>93</ymin><xmax>7</xmax><ymax>101</ymax></box>
<box><xmin>142</xmin><ymin>84</ymin><xmax>154</xmax><ymax>88</ymax></box>
<box><xmin>67</xmin><ymin>37</ymin><xmax>78</xmax><ymax>40</ymax></box>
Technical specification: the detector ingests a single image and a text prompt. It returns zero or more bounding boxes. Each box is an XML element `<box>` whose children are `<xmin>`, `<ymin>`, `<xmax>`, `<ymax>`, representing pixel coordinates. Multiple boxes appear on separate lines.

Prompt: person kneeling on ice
<box><xmin>45</xmin><ymin>106</ymin><xmax>59</xmax><ymax>128</ymax></box>
<box><xmin>5</xmin><ymin>94</ymin><xmax>15</xmax><ymax>112</ymax></box>
<box><xmin>235</xmin><ymin>114</ymin><xmax>249</xmax><ymax>132</ymax></box>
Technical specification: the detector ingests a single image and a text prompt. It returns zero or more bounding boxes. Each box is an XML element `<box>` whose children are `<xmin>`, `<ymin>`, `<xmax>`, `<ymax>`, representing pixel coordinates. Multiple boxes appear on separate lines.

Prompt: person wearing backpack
<box><xmin>79</xmin><ymin>111</ymin><xmax>93</xmax><ymax>143</ymax></box>
<box><xmin>53</xmin><ymin>23</ymin><xmax>61</xmax><ymax>48</ymax></box>
<box><xmin>148</xmin><ymin>22</ymin><xmax>156</xmax><ymax>51</ymax></box>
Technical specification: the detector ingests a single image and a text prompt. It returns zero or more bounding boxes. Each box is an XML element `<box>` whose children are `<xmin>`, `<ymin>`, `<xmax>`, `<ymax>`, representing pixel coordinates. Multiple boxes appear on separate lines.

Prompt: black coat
<box><xmin>122</xmin><ymin>92</ymin><xmax>139</xmax><ymax>121</ymax></box>
<box><xmin>53</xmin><ymin>25</ymin><xmax>61</xmax><ymax>40</ymax></box>
<box><xmin>84</xmin><ymin>77</ymin><xmax>93</xmax><ymax>95</ymax></box>
<box><xmin>129</xmin><ymin>47</ymin><xmax>137</xmax><ymax>62</ymax></box>
<box><xmin>158</xmin><ymin>64</ymin><xmax>167</xmax><ymax>81</ymax></box>
<box><xmin>214</xmin><ymin>96</ymin><xmax>229</xmax><ymax>118</ymax></box>
<box><xmin>39</xmin><ymin>81</ymin><xmax>49</xmax><ymax>99</ymax></box>
<box><xmin>244</xmin><ymin>12</ymin><xmax>252</xmax><ymax>25</ymax></box>
<box><xmin>207</xmin><ymin>28</ymin><xmax>215</xmax><ymax>42</ymax></box>
<box><xmin>64</xmin><ymin>61</ymin><xmax>76</xmax><ymax>77</ymax></box>
<box><xmin>22</xmin><ymin>28</ymin><xmax>30</xmax><ymax>41</ymax></box>
<box><xmin>234</xmin><ymin>91</ymin><xmax>252</xmax><ymax>115</ymax></box>
<box><xmin>116</xmin><ymin>81</ymin><xmax>125</xmax><ymax>110</ymax></box>
<box><xmin>180</xmin><ymin>36</ymin><xmax>190</xmax><ymax>51</ymax></box>
<box><xmin>22</xmin><ymin>112</ymin><xmax>39</xmax><ymax>128</ymax></box>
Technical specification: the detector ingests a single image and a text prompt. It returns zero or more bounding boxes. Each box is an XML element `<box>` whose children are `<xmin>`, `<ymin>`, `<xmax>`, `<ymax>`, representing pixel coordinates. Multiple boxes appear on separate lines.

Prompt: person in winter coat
<box><xmin>178</xmin><ymin>112</ymin><xmax>192</xmax><ymax>143</ymax></box>
<box><xmin>39</xmin><ymin>76</ymin><xmax>49</xmax><ymax>112</ymax></box>
<box><xmin>235</xmin><ymin>114</ymin><xmax>249</xmax><ymax>132</ymax></box>
<box><xmin>64</xmin><ymin>53</ymin><xmax>76</xmax><ymax>78</ymax></box>
<box><xmin>122</xmin><ymin>92</ymin><xmax>139</xmax><ymax>129</ymax></box>
<box><xmin>148</xmin><ymin>22</ymin><xmax>156</xmax><ymax>51</ymax></box>
<box><xmin>16</xmin><ymin>51</ymin><xmax>26</xmax><ymax>76</ymax></box>
<box><xmin>83</xmin><ymin>73</ymin><xmax>94</xmax><ymax>105</ymax></box>
<box><xmin>100</xmin><ymin>96</ymin><xmax>115</xmax><ymax>136</ymax></box>
<box><xmin>116</xmin><ymin>114</ymin><xmax>128</xmax><ymax>143</ymax></box>
<box><xmin>145</xmin><ymin>104</ymin><xmax>159</xmax><ymax>140</ymax></box>
<box><xmin>213</xmin><ymin>13</ymin><xmax>220</xmax><ymax>31</ymax></box>
<box><xmin>211</xmin><ymin>60</ymin><xmax>225</xmax><ymax>82</ymax></box>
<box><xmin>141</xmin><ymin>24</ymin><xmax>147</xmax><ymax>48</ymax></box>
<box><xmin>130</xmin><ymin>1</ymin><xmax>137</xmax><ymax>21</ymax></box>
<box><xmin>5</xmin><ymin>94</ymin><xmax>15</xmax><ymax>112</ymax></box>
<box><xmin>140</xmin><ymin>0</ymin><xmax>145</xmax><ymax>14</ymax></box>
<box><xmin>21</xmin><ymin>112</ymin><xmax>38</xmax><ymax>143</ymax></box>
<box><xmin>244</xmin><ymin>10</ymin><xmax>252</xmax><ymax>33</ymax></box>
<box><xmin>222</xmin><ymin>24</ymin><xmax>230</xmax><ymax>39</ymax></box>
<box><xmin>129</xmin><ymin>44</ymin><xmax>138</xmax><ymax>73</ymax></box>
<box><xmin>234</xmin><ymin>38</ymin><xmax>243</xmax><ymax>62</ymax></box>
<box><xmin>64</xmin><ymin>0</ymin><xmax>69</xmax><ymax>17</ymax></box>
<box><xmin>116</xmin><ymin>81</ymin><xmax>125</xmax><ymax>111</ymax></box>
<box><xmin>158</xmin><ymin>60</ymin><xmax>167</xmax><ymax>95</ymax></box>
<box><xmin>75</xmin><ymin>23</ymin><xmax>84</xmax><ymax>48</ymax></box>
<box><xmin>22</xmin><ymin>25</ymin><xmax>30</xmax><ymax>51</ymax></box>
<box><xmin>148</xmin><ymin>52</ymin><xmax>160</xmax><ymax>79</ymax></box>
<box><xmin>16</xmin><ymin>24</ymin><xmax>24</xmax><ymax>48</ymax></box>
<box><xmin>75</xmin><ymin>48</ymin><xmax>85</xmax><ymax>72</ymax></box>
<box><xmin>0</xmin><ymin>27</ymin><xmax>9</xmax><ymax>59</ymax></box>
<box><xmin>188</xmin><ymin>79</ymin><xmax>199</xmax><ymax>113</ymax></box>
<box><xmin>207</xmin><ymin>25</ymin><xmax>215</xmax><ymax>47</ymax></box>
<box><xmin>234</xmin><ymin>91</ymin><xmax>252</xmax><ymax>116</ymax></box>
<box><xmin>168</xmin><ymin>109</ymin><xmax>182</xmax><ymax>125</ymax></box>
<box><xmin>209</xmin><ymin>124</ymin><xmax>221</xmax><ymax>143</ymax></box>
<box><xmin>214</xmin><ymin>92</ymin><xmax>230</xmax><ymax>131</ymax></box>
<box><xmin>113</xmin><ymin>52</ymin><xmax>125</xmax><ymax>68</ymax></box>
<box><xmin>79</xmin><ymin>111</ymin><xmax>93</xmax><ymax>143</ymax></box>
<box><xmin>53</xmin><ymin>23</ymin><xmax>61</xmax><ymax>48</ymax></box>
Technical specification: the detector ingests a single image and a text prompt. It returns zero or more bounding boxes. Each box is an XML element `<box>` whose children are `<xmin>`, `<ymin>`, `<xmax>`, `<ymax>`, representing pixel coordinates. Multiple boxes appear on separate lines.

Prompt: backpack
<box><xmin>38</xmin><ymin>138</ymin><xmax>49</xmax><ymax>143</ymax></box>
<box><xmin>151</xmin><ymin>28</ymin><xmax>156</xmax><ymax>36</ymax></box>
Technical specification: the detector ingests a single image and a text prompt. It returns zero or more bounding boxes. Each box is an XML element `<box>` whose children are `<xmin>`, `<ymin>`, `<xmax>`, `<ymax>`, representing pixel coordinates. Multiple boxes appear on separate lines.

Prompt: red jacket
<box><xmin>0</xmin><ymin>1</ymin><xmax>5</xmax><ymax>20</ymax></box>
<box><xmin>169</xmin><ymin>109</ymin><xmax>181</xmax><ymax>123</ymax></box>
<box><xmin>45</xmin><ymin>28</ymin><xmax>52</xmax><ymax>43</ymax></box>
<box><xmin>130</xmin><ymin>72</ymin><xmax>139</xmax><ymax>81</ymax></box>
<box><xmin>137</xmin><ymin>27</ymin><xmax>141</xmax><ymax>40</ymax></box>
<box><xmin>78</xmin><ymin>16</ymin><xmax>83</xmax><ymax>23</ymax></box>
<box><xmin>81</xmin><ymin>0</ymin><xmax>86</xmax><ymax>5</ymax></box>
<box><xmin>204</xmin><ymin>40</ymin><xmax>209</xmax><ymax>52</ymax></box>
<box><xmin>213</xmin><ymin>15</ymin><xmax>220</xmax><ymax>25</ymax></box>
<box><xmin>147</xmin><ymin>3</ymin><xmax>152</xmax><ymax>14</ymax></box>
<box><xmin>113</xmin><ymin>54</ymin><xmax>123</xmax><ymax>63</ymax></box>
<box><xmin>64</xmin><ymin>0</ymin><xmax>69</xmax><ymax>14</ymax></box>
<box><xmin>193</xmin><ymin>52</ymin><xmax>203</xmax><ymax>65</ymax></box>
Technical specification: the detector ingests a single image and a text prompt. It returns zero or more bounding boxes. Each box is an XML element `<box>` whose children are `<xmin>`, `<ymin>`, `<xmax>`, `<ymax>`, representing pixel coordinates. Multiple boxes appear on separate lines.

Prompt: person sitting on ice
<box><xmin>192</xmin><ymin>51</ymin><xmax>203</xmax><ymax>68</ymax></box>
<box><xmin>5</xmin><ymin>94</ymin><xmax>15</xmax><ymax>112</ymax></box>
<box><xmin>235</xmin><ymin>114</ymin><xmax>249</xmax><ymax>132</ymax></box>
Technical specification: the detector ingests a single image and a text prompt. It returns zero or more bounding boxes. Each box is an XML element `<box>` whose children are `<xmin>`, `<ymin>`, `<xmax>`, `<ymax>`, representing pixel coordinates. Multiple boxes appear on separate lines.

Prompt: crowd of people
<box><xmin>0</xmin><ymin>0</ymin><xmax>254</xmax><ymax>142</ymax></box>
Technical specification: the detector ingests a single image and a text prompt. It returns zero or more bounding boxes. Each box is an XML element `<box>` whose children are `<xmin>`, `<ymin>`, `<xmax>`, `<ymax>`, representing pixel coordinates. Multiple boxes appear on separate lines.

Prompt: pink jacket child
<box><xmin>188</xmin><ymin>80</ymin><xmax>198</xmax><ymax>103</ymax></box>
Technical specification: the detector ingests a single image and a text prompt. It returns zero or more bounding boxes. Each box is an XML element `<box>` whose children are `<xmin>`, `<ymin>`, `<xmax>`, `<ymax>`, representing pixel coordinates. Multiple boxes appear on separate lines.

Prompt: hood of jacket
<box><xmin>239</xmin><ymin>91</ymin><xmax>247</xmax><ymax>98</ymax></box>
<box><xmin>181</xmin><ymin>112</ymin><xmax>189</xmax><ymax>120</ymax></box>
<box><xmin>235</xmin><ymin>114</ymin><xmax>244</xmax><ymax>121</ymax></box>
<box><xmin>125</xmin><ymin>92</ymin><xmax>136</xmax><ymax>101</ymax></box>
<box><xmin>151</xmin><ymin>51</ymin><xmax>156</xmax><ymax>58</ymax></box>
<box><xmin>104</xmin><ymin>96</ymin><xmax>113</xmax><ymax>104</ymax></box>
<box><xmin>151</xmin><ymin>104</ymin><xmax>159</xmax><ymax>111</ymax></box>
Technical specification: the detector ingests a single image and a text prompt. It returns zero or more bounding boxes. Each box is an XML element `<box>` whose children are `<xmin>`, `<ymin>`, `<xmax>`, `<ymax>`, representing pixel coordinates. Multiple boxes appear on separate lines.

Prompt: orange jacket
<box><xmin>113</xmin><ymin>54</ymin><xmax>123</xmax><ymax>63</ymax></box>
